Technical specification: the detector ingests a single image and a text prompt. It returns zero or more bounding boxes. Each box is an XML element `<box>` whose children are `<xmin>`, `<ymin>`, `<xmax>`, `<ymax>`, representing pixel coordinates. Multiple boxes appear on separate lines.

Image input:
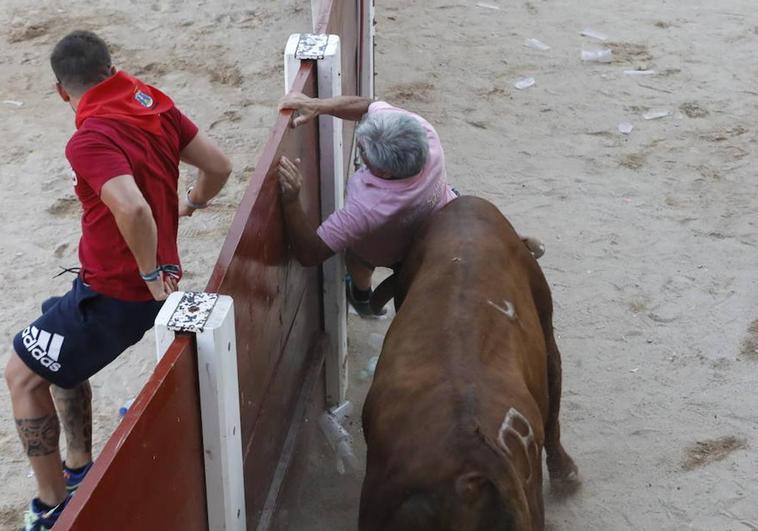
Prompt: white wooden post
<box><xmin>283</xmin><ymin>34</ymin><xmax>301</xmax><ymax>93</ymax></box>
<box><xmin>284</xmin><ymin>34</ymin><xmax>348</xmax><ymax>408</ymax></box>
<box><xmin>360</xmin><ymin>0</ymin><xmax>375</xmax><ymax>98</ymax></box>
<box><xmin>310</xmin><ymin>0</ymin><xmax>321</xmax><ymax>30</ymax></box>
<box><xmin>316</xmin><ymin>36</ymin><xmax>348</xmax><ymax>407</ymax></box>
<box><xmin>154</xmin><ymin>291</ymin><xmax>246</xmax><ymax>531</ymax></box>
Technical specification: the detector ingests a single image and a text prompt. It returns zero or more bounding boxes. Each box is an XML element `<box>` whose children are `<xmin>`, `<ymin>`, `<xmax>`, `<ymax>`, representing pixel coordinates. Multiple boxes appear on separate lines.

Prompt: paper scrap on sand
<box><xmin>581</xmin><ymin>28</ymin><xmax>608</xmax><ymax>41</ymax></box>
<box><xmin>514</xmin><ymin>77</ymin><xmax>536</xmax><ymax>90</ymax></box>
<box><xmin>476</xmin><ymin>2</ymin><xmax>500</xmax><ymax>9</ymax></box>
<box><xmin>3</xmin><ymin>100</ymin><xmax>23</xmax><ymax>107</ymax></box>
<box><xmin>643</xmin><ymin>110</ymin><xmax>671</xmax><ymax>120</ymax></box>
<box><xmin>524</xmin><ymin>38</ymin><xmax>550</xmax><ymax>51</ymax></box>
<box><xmin>581</xmin><ymin>49</ymin><xmax>613</xmax><ymax>63</ymax></box>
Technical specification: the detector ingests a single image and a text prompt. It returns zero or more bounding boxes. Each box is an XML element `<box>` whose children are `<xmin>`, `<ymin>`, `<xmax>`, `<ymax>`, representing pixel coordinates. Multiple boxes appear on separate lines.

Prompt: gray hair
<box><xmin>356</xmin><ymin>112</ymin><xmax>429</xmax><ymax>179</ymax></box>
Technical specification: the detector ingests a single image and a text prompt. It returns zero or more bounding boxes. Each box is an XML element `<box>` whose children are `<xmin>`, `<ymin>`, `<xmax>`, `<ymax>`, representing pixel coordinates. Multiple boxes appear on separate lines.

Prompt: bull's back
<box><xmin>376</xmin><ymin>196</ymin><xmax>550</xmax><ymax>418</ymax></box>
<box><xmin>361</xmin><ymin>197</ymin><xmax>551</xmax><ymax>527</ymax></box>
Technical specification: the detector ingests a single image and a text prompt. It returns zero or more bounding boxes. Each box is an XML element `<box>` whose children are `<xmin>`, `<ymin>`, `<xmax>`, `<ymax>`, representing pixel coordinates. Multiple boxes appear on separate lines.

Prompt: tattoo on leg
<box><xmin>15</xmin><ymin>415</ymin><xmax>61</xmax><ymax>457</ymax></box>
<box><xmin>52</xmin><ymin>382</ymin><xmax>93</xmax><ymax>454</ymax></box>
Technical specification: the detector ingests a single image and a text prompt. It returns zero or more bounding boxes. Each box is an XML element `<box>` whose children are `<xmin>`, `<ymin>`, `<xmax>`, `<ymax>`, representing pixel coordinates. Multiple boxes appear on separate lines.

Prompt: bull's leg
<box><xmin>544</xmin><ymin>332</ymin><xmax>579</xmax><ymax>489</ymax></box>
<box><xmin>370</xmin><ymin>274</ymin><xmax>396</xmax><ymax>315</ymax></box>
<box><xmin>531</xmin><ymin>464</ymin><xmax>546</xmax><ymax>530</ymax></box>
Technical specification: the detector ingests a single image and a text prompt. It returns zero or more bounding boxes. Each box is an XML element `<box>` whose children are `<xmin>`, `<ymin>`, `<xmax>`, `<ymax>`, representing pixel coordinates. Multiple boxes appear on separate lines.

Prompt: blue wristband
<box><xmin>141</xmin><ymin>268</ymin><xmax>161</xmax><ymax>282</ymax></box>
<box><xmin>141</xmin><ymin>264</ymin><xmax>181</xmax><ymax>282</ymax></box>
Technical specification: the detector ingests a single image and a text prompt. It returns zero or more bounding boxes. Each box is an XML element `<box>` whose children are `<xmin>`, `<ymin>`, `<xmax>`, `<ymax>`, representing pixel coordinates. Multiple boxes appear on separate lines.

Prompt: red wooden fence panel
<box><xmin>54</xmin><ymin>337</ymin><xmax>207</xmax><ymax>530</ymax></box>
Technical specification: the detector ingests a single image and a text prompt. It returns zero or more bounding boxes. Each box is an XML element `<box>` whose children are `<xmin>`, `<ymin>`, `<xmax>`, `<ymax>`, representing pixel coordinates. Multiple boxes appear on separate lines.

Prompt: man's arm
<box><xmin>279</xmin><ymin>93</ymin><xmax>372</xmax><ymax>128</ymax></box>
<box><xmin>277</xmin><ymin>156</ymin><xmax>334</xmax><ymax>266</ymax></box>
<box><xmin>179</xmin><ymin>132</ymin><xmax>233</xmax><ymax>217</ymax></box>
<box><xmin>100</xmin><ymin>175</ymin><xmax>177</xmax><ymax>300</ymax></box>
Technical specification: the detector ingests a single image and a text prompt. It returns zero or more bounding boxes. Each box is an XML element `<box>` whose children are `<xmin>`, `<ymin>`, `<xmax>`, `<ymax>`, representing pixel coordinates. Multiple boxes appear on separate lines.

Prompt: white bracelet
<box><xmin>186</xmin><ymin>186</ymin><xmax>208</xmax><ymax>209</ymax></box>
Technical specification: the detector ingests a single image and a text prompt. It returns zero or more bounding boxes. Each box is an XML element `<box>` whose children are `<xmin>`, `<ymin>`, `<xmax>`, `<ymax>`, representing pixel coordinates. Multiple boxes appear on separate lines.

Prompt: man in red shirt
<box><xmin>4</xmin><ymin>31</ymin><xmax>232</xmax><ymax>530</ymax></box>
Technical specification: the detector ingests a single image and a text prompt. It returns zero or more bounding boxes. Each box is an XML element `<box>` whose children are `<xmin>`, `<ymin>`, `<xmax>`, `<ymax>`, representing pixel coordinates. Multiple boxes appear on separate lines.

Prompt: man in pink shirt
<box><xmin>277</xmin><ymin>94</ymin><xmax>543</xmax><ymax>317</ymax></box>
<box><xmin>278</xmin><ymin>94</ymin><xmax>455</xmax><ymax>317</ymax></box>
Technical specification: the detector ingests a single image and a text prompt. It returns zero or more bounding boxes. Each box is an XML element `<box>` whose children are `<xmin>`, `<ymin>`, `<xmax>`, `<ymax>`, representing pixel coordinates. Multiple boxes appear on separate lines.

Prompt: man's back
<box><xmin>66</xmin><ymin>72</ymin><xmax>198</xmax><ymax>300</ymax></box>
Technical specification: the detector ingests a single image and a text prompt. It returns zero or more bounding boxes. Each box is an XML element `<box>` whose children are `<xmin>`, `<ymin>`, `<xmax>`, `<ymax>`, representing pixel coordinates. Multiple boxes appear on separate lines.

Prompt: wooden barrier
<box><xmin>54</xmin><ymin>337</ymin><xmax>208</xmax><ymax>530</ymax></box>
<box><xmin>54</xmin><ymin>0</ymin><xmax>371</xmax><ymax>528</ymax></box>
<box><xmin>209</xmin><ymin>62</ymin><xmax>325</xmax><ymax>528</ymax></box>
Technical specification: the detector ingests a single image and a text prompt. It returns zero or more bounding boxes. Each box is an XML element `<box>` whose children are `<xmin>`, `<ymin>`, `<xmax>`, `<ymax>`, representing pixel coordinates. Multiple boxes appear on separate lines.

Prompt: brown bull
<box><xmin>359</xmin><ymin>196</ymin><xmax>579</xmax><ymax>531</ymax></box>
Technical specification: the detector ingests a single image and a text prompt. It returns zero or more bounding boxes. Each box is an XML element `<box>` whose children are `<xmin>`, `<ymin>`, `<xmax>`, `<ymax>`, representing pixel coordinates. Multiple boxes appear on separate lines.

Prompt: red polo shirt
<box><xmin>66</xmin><ymin>71</ymin><xmax>198</xmax><ymax>301</ymax></box>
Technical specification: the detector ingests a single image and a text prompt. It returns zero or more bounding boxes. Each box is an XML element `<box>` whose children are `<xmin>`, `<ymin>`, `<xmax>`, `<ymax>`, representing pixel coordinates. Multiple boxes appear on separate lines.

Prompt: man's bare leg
<box><xmin>345</xmin><ymin>251</ymin><xmax>388</xmax><ymax>317</ymax></box>
<box><xmin>346</xmin><ymin>251</ymin><xmax>374</xmax><ymax>291</ymax></box>
<box><xmin>52</xmin><ymin>381</ymin><xmax>92</xmax><ymax>469</ymax></box>
<box><xmin>5</xmin><ymin>352</ymin><xmax>67</xmax><ymax>506</ymax></box>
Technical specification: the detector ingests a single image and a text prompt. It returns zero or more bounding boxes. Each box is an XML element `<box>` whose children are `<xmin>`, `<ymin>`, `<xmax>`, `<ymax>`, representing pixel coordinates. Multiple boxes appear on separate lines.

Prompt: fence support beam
<box><xmin>285</xmin><ymin>34</ymin><xmax>348</xmax><ymax>407</ymax></box>
<box><xmin>155</xmin><ymin>291</ymin><xmax>246</xmax><ymax>531</ymax></box>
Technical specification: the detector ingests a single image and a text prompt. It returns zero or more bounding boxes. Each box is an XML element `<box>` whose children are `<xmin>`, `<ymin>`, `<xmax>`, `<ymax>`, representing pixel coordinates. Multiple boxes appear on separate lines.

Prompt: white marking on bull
<box><xmin>487</xmin><ymin>299</ymin><xmax>517</xmax><ymax>321</ymax></box>
<box><xmin>497</xmin><ymin>408</ymin><xmax>536</xmax><ymax>483</ymax></box>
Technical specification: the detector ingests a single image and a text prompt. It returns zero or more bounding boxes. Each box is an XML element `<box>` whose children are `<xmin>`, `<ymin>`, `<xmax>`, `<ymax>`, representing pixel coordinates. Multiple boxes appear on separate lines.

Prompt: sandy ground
<box><xmin>2</xmin><ymin>0</ymin><xmax>758</xmax><ymax>530</ymax></box>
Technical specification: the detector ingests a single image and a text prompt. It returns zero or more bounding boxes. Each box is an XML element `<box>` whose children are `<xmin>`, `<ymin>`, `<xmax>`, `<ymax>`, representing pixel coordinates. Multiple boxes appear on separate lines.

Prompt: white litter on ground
<box><xmin>624</xmin><ymin>69</ymin><xmax>656</xmax><ymax>76</ymax></box>
<box><xmin>581</xmin><ymin>27</ymin><xmax>608</xmax><ymax>41</ymax></box>
<box><xmin>643</xmin><ymin>110</ymin><xmax>671</xmax><ymax>120</ymax></box>
<box><xmin>319</xmin><ymin>402</ymin><xmax>360</xmax><ymax>474</ymax></box>
<box><xmin>581</xmin><ymin>49</ymin><xmax>613</xmax><ymax>63</ymax></box>
<box><xmin>618</xmin><ymin>121</ymin><xmax>634</xmax><ymax>134</ymax></box>
<box><xmin>524</xmin><ymin>38</ymin><xmax>550</xmax><ymax>51</ymax></box>
<box><xmin>514</xmin><ymin>77</ymin><xmax>536</xmax><ymax>90</ymax></box>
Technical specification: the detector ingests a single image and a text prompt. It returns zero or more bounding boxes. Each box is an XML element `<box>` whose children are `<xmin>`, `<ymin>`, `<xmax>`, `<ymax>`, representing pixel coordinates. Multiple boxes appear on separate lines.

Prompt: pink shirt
<box><xmin>316</xmin><ymin>101</ymin><xmax>456</xmax><ymax>267</ymax></box>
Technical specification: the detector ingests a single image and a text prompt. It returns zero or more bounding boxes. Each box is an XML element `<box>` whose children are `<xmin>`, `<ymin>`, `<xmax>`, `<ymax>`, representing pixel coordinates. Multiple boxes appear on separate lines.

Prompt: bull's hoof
<box><xmin>522</xmin><ymin>236</ymin><xmax>545</xmax><ymax>259</ymax></box>
<box><xmin>549</xmin><ymin>468</ymin><xmax>581</xmax><ymax>499</ymax></box>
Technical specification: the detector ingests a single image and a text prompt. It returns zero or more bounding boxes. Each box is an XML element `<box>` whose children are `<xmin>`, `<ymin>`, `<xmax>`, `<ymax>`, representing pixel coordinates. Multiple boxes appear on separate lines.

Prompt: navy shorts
<box><xmin>13</xmin><ymin>277</ymin><xmax>163</xmax><ymax>389</ymax></box>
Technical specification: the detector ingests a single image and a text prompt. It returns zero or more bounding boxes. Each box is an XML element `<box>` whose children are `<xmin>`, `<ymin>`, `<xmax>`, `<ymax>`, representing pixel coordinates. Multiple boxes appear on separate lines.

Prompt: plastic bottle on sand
<box><xmin>118</xmin><ymin>398</ymin><xmax>135</xmax><ymax>418</ymax></box>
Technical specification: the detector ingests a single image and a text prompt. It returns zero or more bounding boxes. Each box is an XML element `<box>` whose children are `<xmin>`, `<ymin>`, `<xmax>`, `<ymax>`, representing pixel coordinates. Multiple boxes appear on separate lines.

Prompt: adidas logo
<box><xmin>21</xmin><ymin>326</ymin><xmax>63</xmax><ymax>372</ymax></box>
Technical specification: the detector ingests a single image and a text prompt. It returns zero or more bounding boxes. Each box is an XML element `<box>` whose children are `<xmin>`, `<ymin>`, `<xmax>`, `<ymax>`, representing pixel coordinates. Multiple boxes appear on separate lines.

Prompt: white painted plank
<box><xmin>317</xmin><ymin>36</ymin><xmax>349</xmax><ymax>406</ymax></box>
<box><xmin>153</xmin><ymin>292</ymin><xmax>246</xmax><ymax>531</ymax></box>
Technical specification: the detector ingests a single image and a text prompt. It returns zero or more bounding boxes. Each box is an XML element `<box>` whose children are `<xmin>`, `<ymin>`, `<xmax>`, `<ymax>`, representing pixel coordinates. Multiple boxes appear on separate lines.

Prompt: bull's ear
<box><xmin>455</xmin><ymin>472</ymin><xmax>488</xmax><ymax>505</ymax></box>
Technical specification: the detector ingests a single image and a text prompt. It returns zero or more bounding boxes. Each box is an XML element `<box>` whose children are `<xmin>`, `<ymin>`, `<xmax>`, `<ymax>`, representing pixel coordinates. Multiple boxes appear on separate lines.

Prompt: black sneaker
<box><xmin>346</xmin><ymin>277</ymin><xmax>386</xmax><ymax>318</ymax></box>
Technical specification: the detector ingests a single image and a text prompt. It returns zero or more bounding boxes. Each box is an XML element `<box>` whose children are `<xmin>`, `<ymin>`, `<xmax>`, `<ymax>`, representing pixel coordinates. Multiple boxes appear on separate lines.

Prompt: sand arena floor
<box><xmin>2</xmin><ymin>1</ymin><xmax>758</xmax><ymax>529</ymax></box>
